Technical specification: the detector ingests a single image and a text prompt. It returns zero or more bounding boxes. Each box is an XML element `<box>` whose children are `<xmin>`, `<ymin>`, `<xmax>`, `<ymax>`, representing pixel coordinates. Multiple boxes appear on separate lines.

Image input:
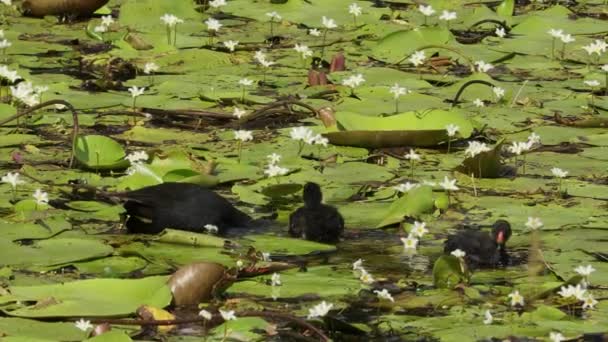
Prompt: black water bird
<box><xmin>443</xmin><ymin>220</ymin><xmax>512</xmax><ymax>268</ymax></box>
<box><xmin>288</xmin><ymin>182</ymin><xmax>344</xmax><ymax>243</ymax></box>
<box><xmin>115</xmin><ymin>182</ymin><xmax>252</xmax><ymax>235</ymax></box>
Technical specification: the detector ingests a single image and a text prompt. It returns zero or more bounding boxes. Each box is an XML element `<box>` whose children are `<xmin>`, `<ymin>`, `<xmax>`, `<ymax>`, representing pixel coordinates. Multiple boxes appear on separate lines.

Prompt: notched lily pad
<box><xmin>168</xmin><ymin>262</ymin><xmax>232</xmax><ymax>305</ymax></box>
<box><xmin>455</xmin><ymin>140</ymin><xmax>504</xmax><ymax>178</ymax></box>
<box><xmin>74</xmin><ymin>135</ymin><xmax>128</xmax><ymax>170</ymax></box>
<box><xmin>432</xmin><ymin>255</ymin><xmax>470</xmax><ymax>289</ymax></box>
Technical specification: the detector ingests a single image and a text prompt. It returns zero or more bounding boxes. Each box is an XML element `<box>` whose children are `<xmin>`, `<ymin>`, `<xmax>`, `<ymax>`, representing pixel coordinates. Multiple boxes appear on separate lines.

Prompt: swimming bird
<box><xmin>443</xmin><ymin>220</ymin><xmax>512</xmax><ymax>268</ymax></box>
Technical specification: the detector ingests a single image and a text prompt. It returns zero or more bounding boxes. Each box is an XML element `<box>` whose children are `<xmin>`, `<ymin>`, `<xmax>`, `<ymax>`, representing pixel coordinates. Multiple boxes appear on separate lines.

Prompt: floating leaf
<box><xmin>74</xmin><ymin>135</ymin><xmax>128</xmax><ymax>170</ymax></box>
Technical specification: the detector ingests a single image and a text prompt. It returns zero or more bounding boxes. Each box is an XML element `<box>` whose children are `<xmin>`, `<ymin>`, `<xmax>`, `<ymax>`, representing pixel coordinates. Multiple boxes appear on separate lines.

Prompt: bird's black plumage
<box><xmin>117</xmin><ymin>182</ymin><xmax>252</xmax><ymax>234</ymax></box>
<box><xmin>443</xmin><ymin>220</ymin><xmax>512</xmax><ymax>268</ymax></box>
<box><xmin>288</xmin><ymin>182</ymin><xmax>344</xmax><ymax>244</ymax></box>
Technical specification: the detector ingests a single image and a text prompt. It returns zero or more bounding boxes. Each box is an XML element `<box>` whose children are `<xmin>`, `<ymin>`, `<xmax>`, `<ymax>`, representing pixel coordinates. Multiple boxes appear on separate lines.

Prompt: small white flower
<box><xmin>401</xmin><ymin>235</ymin><xmax>418</xmax><ymax>250</ymax></box>
<box><xmin>410</xmin><ymin>221</ymin><xmax>428</xmax><ymax>238</ymax></box>
<box><xmin>219</xmin><ymin>309</ymin><xmax>237</xmax><ymax>321</ymax></box>
<box><xmin>393</xmin><ymin>182</ymin><xmax>419</xmax><ymax>193</ymax></box>
<box><xmin>290</xmin><ymin>126</ymin><xmax>314</xmax><ymax>142</ymax></box>
<box><xmin>374</xmin><ymin>289</ymin><xmax>395</xmax><ymax>302</ymax></box>
<box><xmin>404</xmin><ymin>149</ymin><xmax>421</xmax><ymax>161</ymax></box>
<box><xmin>527</xmin><ymin>132</ymin><xmax>541</xmax><ymax>145</ymax></box>
<box><xmin>495</xmin><ymin>27</ymin><xmax>506</xmax><ymax>38</ymax></box>
<box><xmin>482</xmin><ymin>310</ymin><xmax>493</xmax><ymax>324</ymax></box>
<box><xmin>204</xmin><ymin>224</ymin><xmax>219</xmax><ymax>233</ymax></box>
<box><xmin>94</xmin><ymin>25</ymin><xmax>107</xmax><ymax>33</ymax></box>
<box><xmin>223</xmin><ymin>40</ymin><xmax>239</xmax><ymax>52</ymax></box>
<box><xmin>359</xmin><ymin>269</ymin><xmax>375</xmax><ymax>284</ymax></box>
<box><xmin>236</xmin><ymin>260</ymin><xmax>244</xmax><ymax>269</ymax></box>
<box><xmin>322</xmin><ymin>16</ymin><xmax>337</xmax><ymax>29</ymax></box>
<box><xmin>266</xmin><ymin>11</ymin><xmax>282</xmax><ymax>20</ymax></box>
<box><xmin>205</xmin><ymin>18</ymin><xmax>222</xmax><ymax>31</ymax></box>
<box><xmin>271</xmin><ymin>273</ymin><xmax>281</xmax><ymax>286</ymax></box>
<box><xmin>309</xmin><ymin>28</ymin><xmax>321</xmax><ymax>36</ymax></box>
<box><xmin>74</xmin><ymin>319</ymin><xmax>93</xmax><ymax>332</ymax></box>
<box><xmin>267</xmin><ymin>153</ymin><xmax>281</xmax><ymax>165</ymax></box>
<box><xmin>0</xmin><ymin>65</ymin><xmax>20</xmax><ymax>82</ymax></box>
<box><xmin>259</xmin><ymin>58</ymin><xmax>275</xmax><ymax>68</ymax></box>
<box><xmin>233</xmin><ymin>107</ymin><xmax>247</xmax><ymax>119</ymax></box>
<box><xmin>439</xmin><ymin>176</ymin><xmax>458</xmax><ymax>191</ymax></box>
<box><xmin>307</xmin><ymin>301</ymin><xmax>333</xmax><ymax>319</ymax></box>
<box><xmin>574</xmin><ymin>265</ymin><xmax>596</xmax><ymax>277</ymax></box>
<box><xmin>549</xmin><ymin>332</ymin><xmax>565</xmax><ymax>342</ymax></box>
<box><xmin>465</xmin><ymin>141</ymin><xmax>490</xmax><ymax>158</ymax></box>
<box><xmin>547</xmin><ymin>28</ymin><xmax>564</xmax><ymax>38</ymax></box>
<box><xmin>451</xmin><ymin>249</ymin><xmax>466</xmax><ymax>258</ymax></box>
<box><xmin>582</xmin><ymin>40</ymin><xmax>607</xmax><ymax>56</ymax></box>
<box><xmin>508</xmin><ymin>290</ymin><xmax>524</xmax><ymax>307</ymax></box>
<box><xmin>389</xmin><ymin>83</ymin><xmax>408</xmax><ymax>99</ymax></box>
<box><xmin>492</xmin><ymin>86</ymin><xmax>505</xmax><ymax>99</ymax></box>
<box><xmin>474</xmin><ymin>60</ymin><xmax>493</xmax><ymax>73</ymax></box>
<box><xmin>525</xmin><ymin>217</ymin><xmax>543</xmax><ymax>230</ymax></box>
<box><xmin>33</xmin><ymin>189</ymin><xmax>49</xmax><ymax>205</ymax></box>
<box><xmin>348</xmin><ymin>3</ymin><xmax>362</xmax><ymax>16</ymax></box>
<box><xmin>128</xmin><ymin>86</ymin><xmax>145</xmax><ymax>98</ymax></box>
<box><xmin>2</xmin><ymin>172</ymin><xmax>25</xmax><ymax>188</ymax></box>
<box><xmin>209</xmin><ymin>0</ymin><xmax>227</xmax><ymax>8</ymax></box>
<box><xmin>560</xmin><ymin>33</ymin><xmax>575</xmax><ymax>44</ymax></box>
<box><xmin>143</xmin><ymin>62</ymin><xmax>159</xmax><ymax>74</ymax></box>
<box><xmin>409</xmin><ymin>50</ymin><xmax>426</xmax><ymax>67</ymax></box>
<box><xmin>352</xmin><ymin>258</ymin><xmax>364</xmax><ymax>271</ymax></box>
<box><xmin>234</xmin><ymin>130</ymin><xmax>253</xmax><ymax>142</ymax></box>
<box><xmin>419</xmin><ymin>5</ymin><xmax>435</xmax><ymax>16</ymax></box>
<box><xmin>101</xmin><ymin>15</ymin><xmax>114</xmax><ymax>27</ymax></box>
<box><xmin>309</xmin><ymin>134</ymin><xmax>329</xmax><ymax>147</ymax></box>
<box><xmin>445</xmin><ymin>124</ymin><xmax>459</xmax><ymax>137</ymax></box>
<box><xmin>0</xmin><ymin>38</ymin><xmax>11</xmax><ymax>49</ymax></box>
<box><xmin>342</xmin><ymin>73</ymin><xmax>365</xmax><ymax>88</ymax></box>
<box><xmin>0</xmin><ymin>0</ymin><xmax>11</xmax><ymax>6</ymax></box>
<box><xmin>584</xmin><ymin>80</ymin><xmax>600</xmax><ymax>87</ymax></box>
<box><xmin>160</xmin><ymin>14</ymin><xmax>183</xmax><ymax>26</ymax></box>
<box><xmin>551</xmin><ymin>167</ymin><xmax>568</xmax><ymax>178</ymax></box>
<box><xmin>602</xmin><ymin>64</ymin><xmax>608</xmax><ymax>72</ymax></box>
<box><xmin>473</xmin><ymin>98</ymin><xmax>485</xmax><ymax>107</ymax></box>
<box><xmin>264</xmin><ymin>164</ymin><xmax>289</xmax><ymax>177</ymax></box>
<box><xmin>582</xmin><ymin>294</ymin><xmax>598</xmax><ymax>310</ymax></box>
<box><xmin>199</xmin><ymin>309</ymin><xmax>213</xmax><ymax>320</ymax></box>
<box><xmin>439</xmin><ymin>10</ymin><xmax>457</xmax><ymax>21</ymax></box>
<box><xmin>293</xmin><ymin>43</ymin><xmax>313</xmax><ymax>59</ymax></box>
<box><xmin>125</xmin><ymin>151</ymin><xmax>149</xmax><ymax>164</ymax></box>
<box><xmin>261</xmin><ymin>252</ymin><xmax>271</xmax><ymax>261</ymax></box>
<box><xmin>558</xmin><ymin>284</ymin><xmax>586</xmax><ymax>299</ymax></box>
<box><xmin>239</xmin><ymin>78</ymin><xmax>254</xmax><ymax>87</ymax></box>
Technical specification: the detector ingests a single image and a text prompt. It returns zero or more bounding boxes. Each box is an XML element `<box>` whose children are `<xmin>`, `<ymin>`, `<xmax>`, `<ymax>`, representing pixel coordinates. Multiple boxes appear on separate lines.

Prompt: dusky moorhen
<box><xmin>116</xmin><ymin>182</ymin><xmax>252</xmax><ymax>234</ymax></box>
<box><xmin>288</xmin><ymin>182</ymin><xmax>344</xmax><ymax>244</ymax></box>
<box><xmin>443</xmin><ymin>220</ymin><xmax>512</xmax><ymax>268</ymax></box>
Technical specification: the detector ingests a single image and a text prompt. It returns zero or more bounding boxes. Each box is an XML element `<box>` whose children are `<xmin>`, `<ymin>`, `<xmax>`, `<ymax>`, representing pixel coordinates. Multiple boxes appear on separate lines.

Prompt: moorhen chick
<box><xmin>115</xmin><ymin>182</ymin><xmax>253</xmax><ymax>235</ymax></box>
<box><xmin>443</xmin><ymin>220</ymin><xmax>512</xmax><ymax>268</ymax></box>
<box><xmin>288</xmin><ymin>182</ymin><xmax>344</xmax><ymax>244</ymax></box>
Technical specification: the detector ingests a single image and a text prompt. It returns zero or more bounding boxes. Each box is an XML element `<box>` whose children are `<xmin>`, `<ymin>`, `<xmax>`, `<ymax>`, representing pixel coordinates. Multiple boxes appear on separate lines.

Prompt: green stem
<box><xmin>166</xmin><ymin>25</ymin><xmax>171</xmax><ymax>45</ymax></box>
<box><xmin>395</xmin><ymin>98</ymin><xmax>399</xmax><ymax>113</ymax></box>
<box><xmin>551</xmin><ymin>37</ymin><xmax>555</xmax><ymax>59</ymax></box>
<box><xmin>297</xmin><ymin>141</ymin><xmax>304</xmax><ymax>156</ymax></box>
<box><xmin>173</xmin><ymin>25</ymin><xmax>178</xmax><ymax>46</ymax></box>
<box><xmin>241</xmin><ymin>87</ymin><xmax>245</xmax><ymax>103</ymax></box>
<box><xmin>320</xmin><ymin>29</ymin><xmax>328</xmax><ymax>60</ymax></box>
<box><xmin>237</xmin><ymin>141</ymin><xmax>242</xmax><ymax>163</ymax></box>
<box><xmin>447</xmin><ymin>139</ymin><xmax>451</xmax><ymax>154</ymax></box>
<box><xmin>410</xmin><ymin>159</ymin><xmax>414</xmax><ymax>178</ymax></box>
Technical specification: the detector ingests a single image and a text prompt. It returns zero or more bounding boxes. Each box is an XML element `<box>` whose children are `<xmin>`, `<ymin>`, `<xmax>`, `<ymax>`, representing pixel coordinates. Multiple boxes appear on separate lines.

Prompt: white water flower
<box><xmin>528</xmin><ymin>132</ymin><xmax>541</xmax><ymax>145</ymax></box>
<box><xmin>464</xmin><ymin>141</ymin><xmax>491</xmax><ymax>158</ymax></box>
<box><xmin>352</xmin><ymin>258</ymin><xmax>364</xmax><ymax>271</ymax></box>
<box><xmin>574</xmin><ymin>264</ymin><xmax>596</xmax><ymax>277</ymax></box>
<box><xmin>94</xmin><ymin>25</ymin><xmax>107</xmax><ymax>33</ymax></box>
<box><xmin>404</xmin><ymin>149</ymin><xmax>421</xmax><ymax>161</ymax></box>
<box><xmin>560</xmin><ymin>33</ymin><xmax>575</xmax><ymax>44</ymax></box>
<box><xmin>267</xmin><ymin>153</ymin><xmax>281</xmax><ymax>165</ymax></box>
<box><xmin>101</xmin><ymin>15</ymin><xmax>114</xmax><ymax>27</ymax></box>
<box><xmin>74</xmin><ymin>319</ymin><xmax>93</xmax><ymax>332</ymax></box>
<box><xmin>483</xmin><ymin>310</ymin><xmax>493</xmax><ymax>324</ymax></box>
<box><xmin>547</xmin><ymin>28</ymin><xmax>564</xmax><ymax>39</ymax></box>
<box><xmin>266</xmin><ymin>11</ymin><xmax>282</xmax><ymax>20</ymax></box>
<box><xmin>205</xmin><ymin>18</ymin><xmax>222</xmax><ymax>31</ymax></box>
<box><xmin>0</xmin><ymin>65</ymin><xmax>20</xmax><ymax>82</ymax></box>
<box><xmin>2</xmin><ymin>172</ymin><xmax>25</xmax><ymax>188</ymax></box>
<box><xmin>128</xmin><ymin>86</ymin><xmax>145</xmax><ymax>98</ymax></box>
<box><xmin>419</xmin><ymin>5</ymin><xmax>435</xmax><ymax>16</ymax></box>
<box><xmin>551</xmin><ymin>167</ymin><xmax>568</xmax><ymax>178</ymax></box>
<box><xmin>389</xmin><ymin>83</ymin><xmax>408</xmax><ymax>99</ymax></box>
<box><xmin>290</xmin><ymin>126</ymin><xmax>314</xmax><ymax>142</ymax></box>
<box><xmin>307</xmin><ymin>301</ymin><xmax>333</xmax><ymax>319</ymax></box>
<box><xmin>209</xmin><ymin>0</ymin><xmax>227</xmax><ymax>8</ymax></box>
<box><xmin>445</xmin><ymin>124</ymin><xmax>459</xmax><ymax>137</ymax></box>
<box><xmin>374</xmin><ymin>289</ymin><xmax>395</xmax><ymax>302</ymax></box>
<box><xmin>492</xmin><ymin>86</ymin><xmax>505</xmax><ymax>99</ymax></box>
<box><xmin>409</xmin><ymin>50</ymin><xmax>426</xmax><ymax>66</ymax></box>
<box><xmin>125</xmin><ymin>151</ymin><xmax>149</xmax><ymax>164</ymax></box>
<box><xmin>219</xmin><ymin>309</ymin><xmax>237</xmax><ymax>321</ymax></box>
<box><xmin>309</xmin><ymin>28</ymin><xmax>321</xmax><ymax>36</ymax></box>
<box><xmin>582</xmin><ymin>39</ymin><xmax>607</xmax><ymax>56</ymax></box>
<box><xmin>495</xmin><ymin>27</ymin><xmax>506</xmax><ymax>38</ymax></box>
<box><xmin>204</xmin><ymin>224</ymin><xmax>219</xmax><ymax>233</ymax></box>
<box><xmin>602</xmin><ymin>64</ymin><xmax>608</xmax><ymax>72</ymax></box>
<box><xmin>32</xmin><ymin>189</ymin><xmax>49</xmax><ymax>205</ymax></box>
<box><xmin>0</xmin><ymin>0</ymin><xmax>11</xmax><ymax>5</ymax></box>
<box><xmin>439</xmin><ymin>176</ymin><xmax>458</xmax><ymax>191</ymax></box>
<box><xmin>584</xmin><ymin>80</ymin><xmax>600</xmax><ymax>87</ymax></box>
<box><xmin>558</xmin><ymin>284</ymin><xmax>586</xmax><ymax>300</ymax></box>
<box><xmin>474</xmin><ymin>60</ymin><xmax>493</xmax><ymax>73</ymax></box>
<box><xmin>293</xmin><ymin>43</ymin><xmax>313</xmax><ymax>59</ymax></box>
<box><xmin>199</xmin><ymin>309</ymin><xmax>212</xmax><ymax>320</ymax></box>
<box><xmin>143</xmin><ymin>62</ymin><xmax>159</xmax><ymax>74</ymax></box>
<box><xmin>439</xmin><ymin>10</ymin><xmax>457</xmax><ymax>21</ymax></box>
<box><xmin>271</xmin><ymin>273</ymin><xmax>281</xmax><ymax>286</ymax></box>
<box><xmin>401</xmin><ymin>235</ymin><xmax>418</xmax><ymax>250</ymax></box>
<box><xmin>342</xmin><ymin>73</ymin><xmax>365</xmax><ymax>88</ymax></box>
<box><xmin>160</xmin><ymin>14</ymin><xmax>183</xmax><ymax>26</ymax></box>
<box><xmin>234</xmin><ymin>130</ymin><xmax>253</xmax><ymax>142</ymax></box>
<box><xmin>508</xmin><ymin>290</ymin><xmax>524</xmax><ymax>307</ymax></box>
<box><xmin>239</xmin><ymin>78</ymin><xmax>254</xmax><ymax>87</ymax></box>
<box><xmin>525</xmin><ymin>217</ymin><xmax>543</xmax><ymax>230</ymax></box>
<box><xmin>410</xmin><ymin>221</ymin><xmax>428</xmax><ymax>238</ymax></box>
<box><xmin>393</xmin><ymin>182</ymin><xmax>419</xmax><ymax>193</ymax></box>
<box><xmin>223</xmin><ymin>40</ymin><xmax>239</xmax><ymax>52</ymax></box>
<box><xmin>451</xmin><ymin>249</ymin><xmax>466</xmax><ymax>258</ymax></box>
<box><xmin>264</xmin><ymin>164</ymin><xmax>289</xmax><ymax>177</ymax></box>
<box><xmin>322</xmin><ymin>16</ymin><xmax>337</xmax><ymax>29</ymax></box>
<box><xmin>233</xmin><ymin>107</ymin><xmax>247</xmax><ymax>119</ymax></box>
<box><xmin>348</xmin><ymin>3</ymin><xmax>362</xmax><ymax>16</ymax></box>
<box><xmin>359</xmin><ymin>269</ymin><xmax>375</xmax><ymax>284</ymax></box>
<box><xmin>582</xmin><ymin>294</ymin><xmax>598</xmax><ymax>310</ymax></box>
<box><xmin>259</xmin><ymin>58</ymin><xmax>275</xmax><ymax>68</ymax></box>
<box><xmin>308</xmin><ymin>134</ymin><xmax>329</xmax><ymax>147</ymax></box>
<box><xmin>472</xmin><ymin>98</ymin><xmax>485</xmax><ymax>108</ymax></box>
<box><xmin>549</xmin><ymin>332</ymin><xmax>565</xmax><ymax>342</ymax></box>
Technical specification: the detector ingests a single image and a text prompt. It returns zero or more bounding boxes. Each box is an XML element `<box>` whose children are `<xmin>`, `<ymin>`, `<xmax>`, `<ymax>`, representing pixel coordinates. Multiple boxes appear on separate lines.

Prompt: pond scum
<box><xmin>0</xmin><ymin>0</ymin><xmax>607</xmax><ymax>341</ymax></box>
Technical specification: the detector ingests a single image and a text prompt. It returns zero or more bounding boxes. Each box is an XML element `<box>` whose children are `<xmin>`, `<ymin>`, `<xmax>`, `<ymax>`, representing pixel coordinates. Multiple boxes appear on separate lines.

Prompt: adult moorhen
<box><xmin>288</xmin><ymin>182</ymin><xmax>344</xmax><ymax>244</ymax></box>
<box><xmin>443</xmin><ymin>220</ymin><xmax>512</xmax><ymax>268</ymax></box>
<box><xmin>115</xmin><ymin>182</ymin><xmax>253</xmax><ymax>235</ymax></box>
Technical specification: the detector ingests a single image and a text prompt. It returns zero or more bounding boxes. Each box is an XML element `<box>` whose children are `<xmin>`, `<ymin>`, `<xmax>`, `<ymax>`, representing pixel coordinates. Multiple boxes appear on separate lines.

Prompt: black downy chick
<box><xmin>443</xmin><ymin>220</ymin><xmax>512</xmax><ymax>268</ymax></box>
<box><xmin>116</xmin><ymin>182</ymin><xmax>252</xmax><ymax>235</ymax></box>
<box><xmin>288</xmin><ymin>182</ymin><xmax>344</xmax><ymax>244</ymax></box>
